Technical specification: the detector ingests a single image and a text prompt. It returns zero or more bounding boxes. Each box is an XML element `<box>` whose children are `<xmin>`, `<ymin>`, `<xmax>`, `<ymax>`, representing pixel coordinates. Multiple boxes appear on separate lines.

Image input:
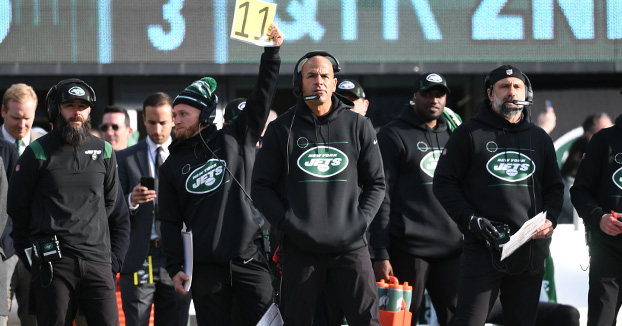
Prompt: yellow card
<box><xmin>230</xmin><ymin>0</ymin><xmax>277</xmax><ymax>47</ymax></box>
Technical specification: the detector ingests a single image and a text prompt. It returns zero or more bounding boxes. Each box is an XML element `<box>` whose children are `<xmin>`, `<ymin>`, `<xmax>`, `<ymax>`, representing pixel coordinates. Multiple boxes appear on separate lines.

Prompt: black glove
<box><xmin>469</xmin><ymin>216</ymin><xmax>500</xmax><ymax>243</ymax></box>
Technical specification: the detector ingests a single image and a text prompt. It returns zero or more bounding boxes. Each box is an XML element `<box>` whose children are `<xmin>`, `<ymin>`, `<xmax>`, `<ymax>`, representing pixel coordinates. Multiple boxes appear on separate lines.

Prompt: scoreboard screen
<box><xmin>0</xmin><ymin>0</ymin><xmax>620</xmax><ymax>69</ymax></box>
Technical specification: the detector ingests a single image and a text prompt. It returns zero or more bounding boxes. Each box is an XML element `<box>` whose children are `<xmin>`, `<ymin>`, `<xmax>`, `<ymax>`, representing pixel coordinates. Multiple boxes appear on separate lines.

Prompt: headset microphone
<box><xmin>512</xmin><ymin>100</ymin><xmax>531</xmax><ymax>106</ymax></box>
<box><xmin>302</xmin><ymin>94</ymin><xmax>321</xmax><ymax>101</ymax></box>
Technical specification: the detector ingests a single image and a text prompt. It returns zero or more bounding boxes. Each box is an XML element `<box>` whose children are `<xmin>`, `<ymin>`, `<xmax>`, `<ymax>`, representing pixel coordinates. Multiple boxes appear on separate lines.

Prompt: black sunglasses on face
<box><xmin>99</xmin><ymin>124</ymin><xmax>120</xmax><ymax>132</ymax></box>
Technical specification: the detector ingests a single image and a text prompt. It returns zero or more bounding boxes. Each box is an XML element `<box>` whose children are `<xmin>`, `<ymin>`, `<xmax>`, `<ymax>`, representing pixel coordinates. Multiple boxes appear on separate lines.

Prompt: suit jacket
<box><xmin>0</xmin><ymin>128</ymin><xmax>44</xmax><ymax>147</ymax></box>
<box><xmin>0</xmin><ymin>159</ymin><xmax>10</xmax><ymax>315</ymax></box>
<box><xmin>117</xmin><ymin>140</ymin><xmax>158</xmax><ymax>273</ymax></box>
<box><xmin>0</xmin><ymin>137</ymin><xmax>20</xmax><ymax>261</ymax></box>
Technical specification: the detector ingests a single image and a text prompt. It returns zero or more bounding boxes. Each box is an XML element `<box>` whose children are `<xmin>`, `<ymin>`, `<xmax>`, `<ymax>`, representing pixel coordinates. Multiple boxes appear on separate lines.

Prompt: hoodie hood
<box><xmin>473</xmin><ymin>99</ymin><xmax>532</xmax><ymax>132</ymax></box>
<box><xmin>395</xmin><ymin>103</ymin><xmax>449</xmax><ymax>133</ymax></box>
<box><xmin>294</xmin><ymin>93</ymin><xmax>353</xmax><ymax>125</ymax></box>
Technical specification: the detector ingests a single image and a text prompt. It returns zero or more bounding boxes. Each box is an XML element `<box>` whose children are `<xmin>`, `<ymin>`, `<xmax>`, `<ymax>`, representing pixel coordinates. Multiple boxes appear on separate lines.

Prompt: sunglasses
<box><xmin>99</xmin><ymin>124</ymin><xmax>120</xmax><ymax>132</ymax></box>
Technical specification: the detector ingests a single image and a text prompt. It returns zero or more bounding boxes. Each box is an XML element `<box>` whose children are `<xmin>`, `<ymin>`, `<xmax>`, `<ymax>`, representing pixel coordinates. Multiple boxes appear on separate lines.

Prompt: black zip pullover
<box><xmin>8</xmin><ymin>130</ymin><xmax>118</xmax><ymax>263</ymax></box>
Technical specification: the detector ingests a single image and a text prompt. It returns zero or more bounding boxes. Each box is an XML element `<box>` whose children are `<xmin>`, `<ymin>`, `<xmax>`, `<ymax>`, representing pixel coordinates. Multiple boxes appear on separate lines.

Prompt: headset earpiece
<box><xmin>199</xmin><ymin>94</ymin><xmax>219</xmax><ymax>125</ymax></box>
<box><xmin>46</xmin><ymin>78</ymin><xmax>96</xmax><ymax>124</ymax></box>
<box><xmin>522</xmin><ymin>73</ymin><xmax>534</xmax><ymax>104</ymax></box>
<box><xmin>292</xmin><ymin>50</ymin><xmax>341</xmax><ymax>98</ymax></box>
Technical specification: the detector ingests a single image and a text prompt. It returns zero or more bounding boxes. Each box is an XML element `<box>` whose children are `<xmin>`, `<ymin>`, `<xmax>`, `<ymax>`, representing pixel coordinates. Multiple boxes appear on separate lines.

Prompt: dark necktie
<box><xmin>15</xmin><ymin>139</ymin><xmax>23</xmax><ymax>156</ymax></box>
<box><xmin>154</xmin><ymin>146</ymin><xmax>163</xmax><ymax>236</ymax></box>
<box><xmin>155</xmin><ymin>146</ymin><xmax>163</xmax><ymax>178</ymax></box>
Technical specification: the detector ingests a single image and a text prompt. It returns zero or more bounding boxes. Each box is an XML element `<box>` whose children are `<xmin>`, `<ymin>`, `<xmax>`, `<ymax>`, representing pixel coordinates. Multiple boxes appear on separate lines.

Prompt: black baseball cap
<box><xmin>57</xmin><ymin>82</ymin><xmax>95</xmax><ymax>108</ymax></box>
<box><xmin>486</xmin><ymin>64</ymin><xmax>525</xmax><ymax>89</ymax></box>
<box><xmin>414</xmin><ymin>73</ymin><xmax>450</xmax><ymax>94</ymax></box>
<box><xmin>336</xmin><ymin>79</ymin><xmax>366</xmax><ymax>99</ymax></box>
<box><xmin>224</xmin><ymin>98</ymin><xmax>246</xmax><ymax>122</ymax></box>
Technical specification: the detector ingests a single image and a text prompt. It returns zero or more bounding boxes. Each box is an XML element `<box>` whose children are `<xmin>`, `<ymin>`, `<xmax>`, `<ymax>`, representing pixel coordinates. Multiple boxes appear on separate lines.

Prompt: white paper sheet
<box><xmin>182</xmin><ymin>231</ymin><xmax>193</xmax><ymax>292</ymax></box>
<box><xmin>256</xmin><ymin>303</ymin><xmax>283</xmax><ymax>326</ymax></box>
<box><xmin>501</xmin><ymin>211</ymin><xmax>547</xmax><ymax>261</ymax></box>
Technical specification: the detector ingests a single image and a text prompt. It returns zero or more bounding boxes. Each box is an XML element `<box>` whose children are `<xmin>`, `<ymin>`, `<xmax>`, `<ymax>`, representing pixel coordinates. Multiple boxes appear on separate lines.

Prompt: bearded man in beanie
<box><xmin>158</xmin><ymin>23</ymin><xmax>283</xmax><ymax>325</ymax></box>
<box><xmin>433</xmin><ymin>65</ymin><xmax>563</xmax><ymax>325</ymax></box>
<box><xmin>7</xmin><ymin>79</ymin><xmax>127</xmax><ymax>325</ymax></box>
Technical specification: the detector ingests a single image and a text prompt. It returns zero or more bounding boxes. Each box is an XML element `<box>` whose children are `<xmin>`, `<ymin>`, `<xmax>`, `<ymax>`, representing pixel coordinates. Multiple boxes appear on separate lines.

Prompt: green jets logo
<box><xmin>43</xmin><ymin>243</ymin><xmax>54</xmax><ymax>251</ymax></box>
<box><xmin>297</xmin><ymin>146</ymin><xmax>349</xmax><ymax>178</ymax></box>
<box><xmin>486</xmin><ymin>151</ymin><xmax>536</xmax><ymax>182</ymax></box>
<box><xmin>420</xmin><ymin>150</ymin><xmax>442</xmax><ymax>178</ymax></box>
<box><xmin>613</xmin><ymin>167</ymin><xmax>622</xmax><ymax>190</ymax></box>
<box><xmin>185</xmin><ymin>159</ymin><xmax>226</xmax><ymax>194</ymax></box>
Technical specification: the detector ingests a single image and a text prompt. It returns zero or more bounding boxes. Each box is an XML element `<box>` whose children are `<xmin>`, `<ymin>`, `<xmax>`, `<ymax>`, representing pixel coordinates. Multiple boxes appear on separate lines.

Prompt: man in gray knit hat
<box><xmin>158</xmin><ymin>23</ymin><xmax>283</xmax><ymax>325</ymax></box>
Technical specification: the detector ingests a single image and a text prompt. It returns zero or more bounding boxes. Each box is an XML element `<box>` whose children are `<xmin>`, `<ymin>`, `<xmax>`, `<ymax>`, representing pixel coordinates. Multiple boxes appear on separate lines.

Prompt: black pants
<box><xmin>587</xmin><ymin>247</ymin><xmax>622</xmax><ymax>326</ymax></box>
<box><xmin>279</xmin><ymin>240</ymin><xmax>380</xmax><ymax>326</ymax></box>
<box><xmin>487</xmin><ymin>297</ymin><xmax>580</xmax><ymax>326</ymax></box>
<box><xmin>389</xmin><ymin>247</ymin><xmax>460</xmax><ymax>326</ymax></box>
<box><xmin>31</xmin><ymin>255</ymin><xmax>118</xmax><ymax>326</ymax></box>
<box><xmin>191</xmin><ymin>245</ymin><xmax>273</xmax><ymax>326</ymax></box>
<box><xmin>120</xmin><ymin>246</ymin><xmax>191</xmax><ymax>326</ymax></box>
<box><xmin>453</xmin><ymin>242</ymin><xmax>545</xmax><ymax>326</ymax></box>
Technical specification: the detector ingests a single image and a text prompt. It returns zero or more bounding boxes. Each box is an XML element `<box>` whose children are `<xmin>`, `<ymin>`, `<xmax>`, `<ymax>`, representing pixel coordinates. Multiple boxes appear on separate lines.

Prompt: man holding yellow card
<box><xmin>159</xmin><ymin>22</ymin><xmax>283</xmax><ymax>326</ymax></box>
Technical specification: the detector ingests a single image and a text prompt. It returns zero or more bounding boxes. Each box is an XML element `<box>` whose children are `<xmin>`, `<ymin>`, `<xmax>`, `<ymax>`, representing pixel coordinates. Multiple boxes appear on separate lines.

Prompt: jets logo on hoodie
<box><xmin>297</xmin><ymin>146</ymin><xmax>349</xmax><ymax>178</ymax></box>
<box><xmin>613</xmin><ymin>167</ymin><xmax>622</xmax><ymax>190</ymax></box>
<box><xmin>186</xmin><ymin>159</ymin><xmax>226</xmax><ymax>194</ymax></box>
<box><xmin>420</xmin><ymin>150</ymin><xmax>442</xmax><ymax>178</ymax></box>
<box><xmin>486</xmin><ymin>151</ymin><xmax>535</xmax><ymax>182</ymax></box>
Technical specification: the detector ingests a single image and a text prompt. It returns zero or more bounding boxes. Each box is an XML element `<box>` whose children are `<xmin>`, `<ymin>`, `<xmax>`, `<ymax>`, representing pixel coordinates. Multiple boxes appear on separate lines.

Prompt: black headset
<box><xmin>484</xmin><ymin>70</ymin><xmax>533</xmax><ymax>104</ymax></box>
<box><xmin>199</xmin><ymin>93</ymin><xmax>219</xmax><ymax>125</ymax></box>
<box><xmin>292</xmin><ymin>50</ymin><xmax>341</xmax><ymax>98</ymax></box>
<box><xmin>46</xmin><ymin>78</ymin><xmax>96</xmax><ymax>123</ymax></box>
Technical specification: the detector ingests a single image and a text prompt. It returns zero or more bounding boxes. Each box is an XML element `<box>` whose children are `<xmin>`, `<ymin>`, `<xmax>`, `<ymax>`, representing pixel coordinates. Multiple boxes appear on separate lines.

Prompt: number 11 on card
<box><xmin>230</xmin><ymin>0</ymin><xmax>277</xmax><ymax>47</ymax></box>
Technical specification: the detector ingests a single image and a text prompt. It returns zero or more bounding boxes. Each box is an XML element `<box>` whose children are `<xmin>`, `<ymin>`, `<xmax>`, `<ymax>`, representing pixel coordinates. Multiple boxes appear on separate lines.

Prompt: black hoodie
<box><xmin>371</xmin><ymin>104</ymin><xmax>462</xmax><ymax>260</ymax></box>
<box><xmin>251</xmin><ymin>95</ymin><xmax>385</xmax><ymax>253</ymax></box>
<box><xmin>158</xmin><ymin>47</ymin><xmax>280</xmax><ymax>275</ymax></box>
<box><xmin>433</xmin><ymin>100</ymin><xmax>563</xmax><ymax>247</ymax></box>
<box><xmin>571</xmin><ymin>114</ymin><xmax>622</xmax><ymax>259</ymax></box>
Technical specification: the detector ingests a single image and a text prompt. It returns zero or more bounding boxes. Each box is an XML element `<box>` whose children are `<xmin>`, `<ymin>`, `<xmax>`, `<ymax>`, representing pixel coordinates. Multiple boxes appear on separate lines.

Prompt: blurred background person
<box><xmin>335</xmin><ymin>79</ymin><xmax>369</xmax><ymax>116</ymax></box>
<box><xmin>100</xmin><ymin>105</ymin><xmax>134</xmax><ymax>152</ymax></box>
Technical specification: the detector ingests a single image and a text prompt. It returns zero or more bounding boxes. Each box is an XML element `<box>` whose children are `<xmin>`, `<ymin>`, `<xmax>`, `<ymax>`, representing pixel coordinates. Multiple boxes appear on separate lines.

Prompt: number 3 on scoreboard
<box><xmin>148</xmin><ymin>0</ymin><xmax>185</xmax><ymax>51</ymax></box>
<box><xmin>230</xmin><ymin>0</ymin><xmax>277</xmax><ymax>47</ymax></box>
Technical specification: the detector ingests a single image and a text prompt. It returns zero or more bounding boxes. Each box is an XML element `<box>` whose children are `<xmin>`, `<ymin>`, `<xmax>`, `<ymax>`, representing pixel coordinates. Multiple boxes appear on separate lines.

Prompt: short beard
<box><xmin>56</xmin><ymin>115</ymin><xmax>91</xmax><ymax>146</ymax></box>
<box><xmin>175</xmin><ymin>123</ymin><xmax>199</xmax><ymax>141</ymax></box>
<box><xmin>493</xmin><ymin>92</ymin><xmax>523</xmax><ymax>119</ymax></box>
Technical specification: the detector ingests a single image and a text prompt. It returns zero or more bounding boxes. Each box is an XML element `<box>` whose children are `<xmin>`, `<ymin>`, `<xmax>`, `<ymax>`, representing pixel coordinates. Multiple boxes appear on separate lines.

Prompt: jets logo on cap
<box><xmin>612</xmin><ymin>167</ymin><xmax>622</xmax><ymax>190</ymax></box>
<box><xmin>297</xmin><ymin>146</ymin><xmax>349</xmax><ymax>178</ymax></box>
<box><xmin>425</xmin><ymin>74</ymin><xmax>443</xmax><ymax>83</ymax></box>
<box><xmin>68</xmin><ymin>86</ymin><xmax>86</xmax><ymax>96</ymax></box>
<box><xmin>420</xmin><ymin>150</ymin><xmax>442</xmax><ymax>178</ymax></box>
<box><xmin>505</xmin><ymin>69</ymin><xmax>513</xmax><ymax>75</ymax></box>
<box><xmin>338</xmin><ymin>81</ymin><xmax>355</xmax><ymax>90</ymax></box>
<box><xmin>186</xmin><ymin>159</ymin><xmax>226</xmax><ymax>194</ymax></box>
<box><xmin>486</xmin><ymin>151</ymin><xmax>535</xmax><ymax>182</ymax></box>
